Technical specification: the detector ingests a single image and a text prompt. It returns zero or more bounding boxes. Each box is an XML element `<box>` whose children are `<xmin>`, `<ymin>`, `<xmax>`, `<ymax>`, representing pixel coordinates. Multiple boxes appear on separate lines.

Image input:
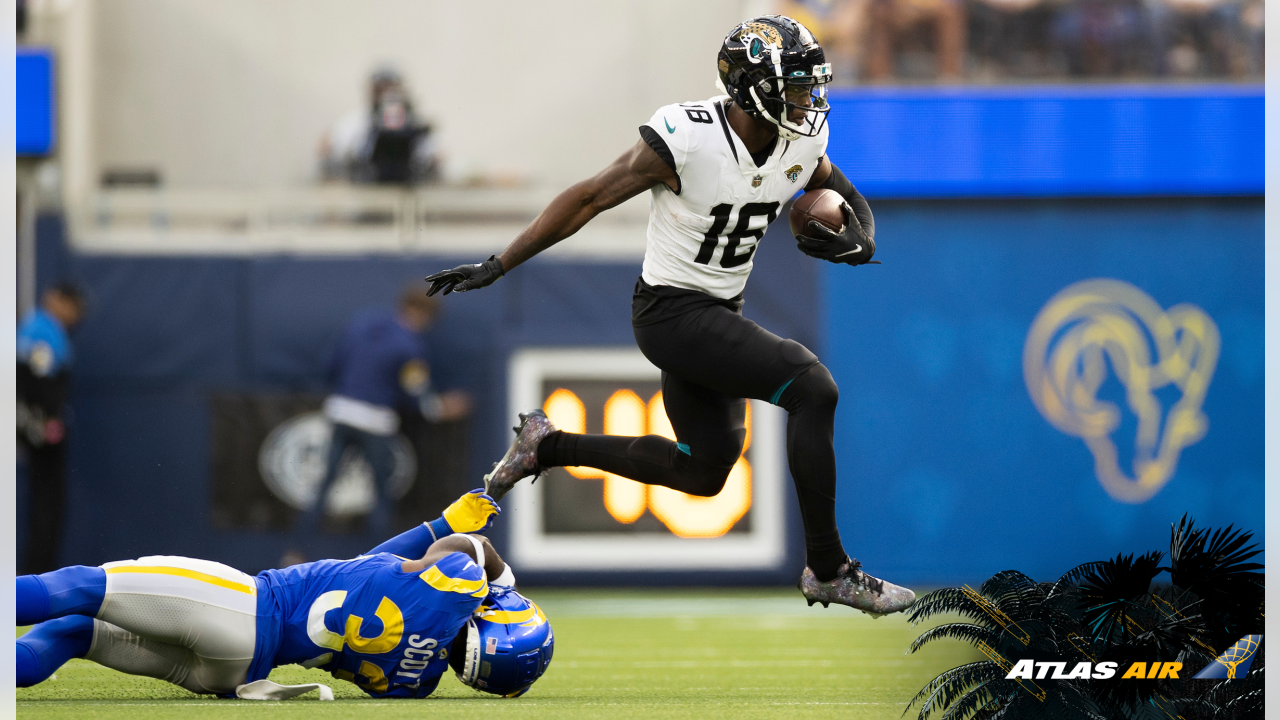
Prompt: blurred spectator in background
<box><xmin>296</xmin><ymin>287</ymin><xmax>470</xmax><ymax>541</ymax></box>
<box><xmin>1148</xmin><ymin>0</ymin><xmax>1260</xmax><ymax>76</ymax></box>
<box><xmin>778</xmin><ymin>0</ymin><xmax>873</xmax><ymax>83</ymax></box>
<box><xmin>866</xmin><ymin>0</ymin><xmax>967</xmax><ymax>80</ymax></box>
<box><xmin>18</xmin><ymin>282</ymin><xmax>86</xmax><ymax>574</ymax></box>
<box><xmin>1051</xmin><ymin>0</ymin><xmax>1151</xmax><ymax>76</ymax></box>
<box><xmin>782</xmin><ymin>0</ymin><xmax>1263</xmax><ymax>80</ymax></box>
<box><xmin>319</xmin><ymin>67</ymin><xmax>440</xmax><ymax>185</ymax></box>
<box><xmin>968</xmin><ymin>0</ymin><xmax>1055</xmax><ymax>78</ymax></box>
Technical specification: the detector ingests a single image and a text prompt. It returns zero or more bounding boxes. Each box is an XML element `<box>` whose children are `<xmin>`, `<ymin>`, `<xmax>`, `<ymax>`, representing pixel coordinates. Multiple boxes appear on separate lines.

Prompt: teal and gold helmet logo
<box><xmin>738</xmin><ymin>22</ymin><xmax>783</xmax><ymax>63</ymax></box>
<box><xmin>741</xmin><ymin>22</ymin><xmax>783</xmax><ymax>49</ymax></box>
<box><xmin>1023</xmin><ymin>279</ymin><xmax>1219</xmax><ymax>503</ymax></box>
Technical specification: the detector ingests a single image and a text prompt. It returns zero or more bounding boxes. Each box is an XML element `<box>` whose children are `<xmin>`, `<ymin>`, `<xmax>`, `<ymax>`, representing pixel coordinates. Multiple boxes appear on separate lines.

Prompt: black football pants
<box><xmin>536</xmin><ymin>293</ymin><xmax>847</xmax><ymax>581</ymax></box>
<box><xmin>21</xmin><ymin>439</ymin><xmax>67</xmax><ymax>575</ymax></box>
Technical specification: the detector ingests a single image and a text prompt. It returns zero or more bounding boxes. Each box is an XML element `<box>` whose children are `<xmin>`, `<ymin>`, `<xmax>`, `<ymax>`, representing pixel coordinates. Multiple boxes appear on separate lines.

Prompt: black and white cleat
<box><xmin>483</xmin><ymin>410</ymin><xmax>557</xmax><ymax>501</ymax></box>
<box><xmin>798</xmin><ymin>557</ymin><xmax>916</xmax><ymax>618</ymax></box>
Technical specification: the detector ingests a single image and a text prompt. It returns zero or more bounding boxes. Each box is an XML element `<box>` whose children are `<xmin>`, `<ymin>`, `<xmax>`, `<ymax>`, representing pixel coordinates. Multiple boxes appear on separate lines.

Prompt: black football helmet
<box><xmin>717</xmin><ymin>16</ymin><xmax>832</xmax><ymax>141</ymax></box>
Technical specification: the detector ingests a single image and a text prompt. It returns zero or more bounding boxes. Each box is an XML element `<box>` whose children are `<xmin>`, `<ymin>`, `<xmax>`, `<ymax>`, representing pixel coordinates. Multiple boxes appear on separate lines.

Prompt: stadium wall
<box><xmin>24</xmin><ymin>214</ymin><xmax>817</xmax><ymax>581</ymax></box>
<box><xmin>825</xmin><ymin>197</ymin><xmax>1264</xmax><ymax>585</ymax></box>
<box><xmin>24</xmin><ymin>195</ymin><xmax>1263</xmax><ymax>586</ymax></box>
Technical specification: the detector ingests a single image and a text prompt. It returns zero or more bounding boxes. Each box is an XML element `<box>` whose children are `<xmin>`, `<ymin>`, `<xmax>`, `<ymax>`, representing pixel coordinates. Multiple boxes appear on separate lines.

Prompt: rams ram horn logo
<box><xmin>785</xmin><ymin>164</ymin><xmax>803</xmax><ymax>183</ymax></box>
<box><xmin>1023</xmin><ymin>279</ymin><xmax>1219</xmax><ymax>503</ymax></box>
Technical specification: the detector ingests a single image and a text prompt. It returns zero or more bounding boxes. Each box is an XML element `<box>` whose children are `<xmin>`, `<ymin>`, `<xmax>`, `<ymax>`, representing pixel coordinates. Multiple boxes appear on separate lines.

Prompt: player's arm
<box><xmin>424</xmin><ymin>140</ymin><xmax>677</xmax><ymax>296</ymax></box>
<box><xmin>797</xmin><ymin>157</ymin><xmax>877</xmax><ymax>266</ymax></box>
<box><xmin>364</xmin><ymin>489</ymin><xmax>499</xmax><ymax>557</ymax></box>
<box><xmin>405</xmin><ymin>533</ymin><xmax>508</xmax><ymax>585</ymax></box>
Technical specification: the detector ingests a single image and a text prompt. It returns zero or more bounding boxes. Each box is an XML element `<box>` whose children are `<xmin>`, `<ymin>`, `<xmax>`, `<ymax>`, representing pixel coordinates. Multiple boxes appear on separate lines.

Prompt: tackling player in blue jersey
<box><xmin>16</xmin><ymin>490</ymin><xmax>553</xmax><ymax>700</ymax></box>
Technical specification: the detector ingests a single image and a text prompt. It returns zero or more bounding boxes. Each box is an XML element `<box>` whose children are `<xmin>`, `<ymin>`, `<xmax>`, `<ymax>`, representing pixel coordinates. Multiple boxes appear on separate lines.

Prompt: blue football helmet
<box><xmin>449</xmin><ymin>587</ymin><xmax>554</xmax><ymax>698</ymax></box>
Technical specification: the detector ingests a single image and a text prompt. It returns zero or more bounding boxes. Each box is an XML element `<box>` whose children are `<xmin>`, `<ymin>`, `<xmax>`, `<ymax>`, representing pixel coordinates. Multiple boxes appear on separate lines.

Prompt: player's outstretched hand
<box><xmin>795</xmin><ymin>202</ymin><xmax>880</xmax><ymax>266</ymax></box>
<box><xmin>442</xmin><ymin>488</ymin><xmax>502</xmax><ymax>533</ymax></box>
<box><xmin>425</xmin><ymin>256</ymin><xmax>505</xmax><ymax>296</ymax></box>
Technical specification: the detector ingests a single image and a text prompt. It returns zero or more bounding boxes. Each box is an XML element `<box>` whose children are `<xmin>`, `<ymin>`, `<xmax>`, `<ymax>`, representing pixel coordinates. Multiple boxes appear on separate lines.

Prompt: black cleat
<box><xmin>483</xmin><ymin>410</ymin><xmax>557</xmax><ymax>501</ymax></box>
<box><xmin>798</xmin><ymin>557</ymin><xmax>916</xmax><ymax>618</ymax></box>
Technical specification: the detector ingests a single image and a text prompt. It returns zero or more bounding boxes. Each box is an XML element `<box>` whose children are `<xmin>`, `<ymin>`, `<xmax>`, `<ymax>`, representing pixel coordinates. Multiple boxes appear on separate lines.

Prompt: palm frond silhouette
<box><xmin>905</xmin><ymin>517</ymin><xmax>1263</xmax><ymax>720</ymax></box>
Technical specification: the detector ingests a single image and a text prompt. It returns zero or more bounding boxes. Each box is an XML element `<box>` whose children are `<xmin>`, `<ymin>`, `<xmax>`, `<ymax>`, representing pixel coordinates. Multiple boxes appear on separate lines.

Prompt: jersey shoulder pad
<box><xmin>641</xmin><ymin>100</ymin><xmax>715</xmax><ymax>175</ymax></box>
<box><xmin>417</xmin><ymin>551</ymin><xmax>488</xmax><ymax>599</ymax></box>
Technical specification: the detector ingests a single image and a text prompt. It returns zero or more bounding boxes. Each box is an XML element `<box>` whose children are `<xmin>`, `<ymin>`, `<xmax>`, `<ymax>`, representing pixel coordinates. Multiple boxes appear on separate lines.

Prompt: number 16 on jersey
<box><xmin>694</xmin><ymin>202</ymin><xmax>780</xmax><ymax>268</ymax></box>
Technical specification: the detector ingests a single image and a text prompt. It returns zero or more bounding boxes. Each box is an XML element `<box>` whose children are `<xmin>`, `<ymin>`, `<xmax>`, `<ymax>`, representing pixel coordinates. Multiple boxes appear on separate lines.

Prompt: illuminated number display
<box><xmin>540</xmin><ymin>380</ymin><xmax>752</xmax><ymax>538</ymax></box>
<box><xmin>506</xmin><ymin>348</ymin><xmax>786</xmax><ymax>572</ymax></box>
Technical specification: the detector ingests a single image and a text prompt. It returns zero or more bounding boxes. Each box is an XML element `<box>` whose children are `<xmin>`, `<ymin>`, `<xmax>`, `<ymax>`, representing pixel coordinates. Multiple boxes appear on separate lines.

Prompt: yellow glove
<box><xmin>441</xmin><ymin>489</ymin><xmax>501</xmax><ymax>534</ymax></box>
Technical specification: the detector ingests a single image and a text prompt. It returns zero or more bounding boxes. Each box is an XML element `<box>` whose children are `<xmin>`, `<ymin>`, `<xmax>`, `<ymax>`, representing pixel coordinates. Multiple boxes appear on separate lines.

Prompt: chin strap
<box><xmin>236</xmin><ymin>679</ymin><xmax>334</xmax><ymax>701</ymax></box>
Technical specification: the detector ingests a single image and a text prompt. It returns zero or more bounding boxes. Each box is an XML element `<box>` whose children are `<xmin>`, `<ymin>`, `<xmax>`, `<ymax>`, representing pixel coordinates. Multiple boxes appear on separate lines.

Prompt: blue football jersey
<box><xmin>251</xmin><ymin>551</ymin><xmax>486</xmax><ymax>698</ymax></box>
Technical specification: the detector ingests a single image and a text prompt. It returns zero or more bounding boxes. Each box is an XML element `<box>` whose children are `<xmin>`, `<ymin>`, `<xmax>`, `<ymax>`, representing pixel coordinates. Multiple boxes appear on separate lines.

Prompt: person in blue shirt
<box><xmin>17</xmin><ymin>282</ymin><xmax>86</xmax><ymax>575</ymax></box>
<box><xmin>16</xmin><ymin>489</ymin><xmax>554</xmax><ymax>700</ymax></box>
<box><xmin>302</xmin><ymin>288</ymin><xmax>471</xmax><ymax>541</ymax></box>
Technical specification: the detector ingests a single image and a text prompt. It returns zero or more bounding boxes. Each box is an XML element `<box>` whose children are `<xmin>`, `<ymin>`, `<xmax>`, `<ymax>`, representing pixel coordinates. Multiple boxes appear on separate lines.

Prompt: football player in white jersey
<box><xmin>426</xmin><ymin>16</ymin><xmax>914</xmax><ymax>616</ymax></box>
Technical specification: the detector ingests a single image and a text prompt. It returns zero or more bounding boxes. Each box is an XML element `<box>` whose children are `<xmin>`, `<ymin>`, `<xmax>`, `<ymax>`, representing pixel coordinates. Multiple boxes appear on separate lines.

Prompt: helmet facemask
<box><xmin>744</xmin><ymin>68</ymin><xmax>831</xmax><ymax>141</ymax></box>
<box><xmin>718</xmin><ymin>16</ymin><xmax>833</xmax><ymax>141</ymax></box>
<box><xmin>454</xmin><ymin>618</ymin><xmax>482</xmax><ymax>687</ymax></box>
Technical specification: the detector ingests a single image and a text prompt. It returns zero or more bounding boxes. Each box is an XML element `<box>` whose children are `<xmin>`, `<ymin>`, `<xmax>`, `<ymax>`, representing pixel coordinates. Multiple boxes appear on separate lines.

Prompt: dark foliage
<box><xmin>905</xmin><ymin>518</ymin><xmax>1264</xmax><ymax>720</ymax></box>
<box><xmin>1168</xmin><ymin>515</ymin><xmax>1265</xmax><ymax>646</ymax></box>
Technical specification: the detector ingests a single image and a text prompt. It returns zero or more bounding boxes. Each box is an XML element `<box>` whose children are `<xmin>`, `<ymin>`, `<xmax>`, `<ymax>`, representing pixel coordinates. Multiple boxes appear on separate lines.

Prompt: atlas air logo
<box><xmin>1004</xmin><ymin>636</ymin><xmax>1263</xmax><ymax>683</ymax></box>
<box><xmin>1023</xmin><ymin>279</ymin><xmax>1219</xmax><ymax>503</ymax></box>
<box><xmin>1192</xmin><ymin>635</ymin><xmax>1262</xmax><ymax>679</ymax></box>
<box><xmin>1006</xmin><ymin>661</ymin><xmax>1182</xmax><ymax>681</ymax></box>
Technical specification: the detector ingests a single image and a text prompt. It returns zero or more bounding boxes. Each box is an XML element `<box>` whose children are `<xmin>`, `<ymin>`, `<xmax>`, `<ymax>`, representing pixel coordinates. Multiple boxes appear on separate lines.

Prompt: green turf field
<box><xmin>18</xmin><ymin>588</ymin><xmax>978</xmax><ymax>719</ymax></box>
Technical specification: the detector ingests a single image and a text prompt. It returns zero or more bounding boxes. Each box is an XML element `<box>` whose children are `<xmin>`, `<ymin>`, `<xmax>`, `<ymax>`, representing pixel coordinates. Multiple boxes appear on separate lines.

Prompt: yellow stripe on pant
<box><xmin>105</xmin><ymin>566</ymin><xmax>257</xmax><ymax>595</ymax></box>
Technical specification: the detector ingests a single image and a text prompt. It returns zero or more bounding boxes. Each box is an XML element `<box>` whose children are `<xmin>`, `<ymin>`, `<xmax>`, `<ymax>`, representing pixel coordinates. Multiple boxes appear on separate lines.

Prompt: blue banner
<box><xmin>826</xmin><ymin>86</ymin><xmax>1262</xmax><ymax>198</ymax></box>
<box><xmin>17</xmin><ymin>49</ymin><xmax>55</xmax><ymax>156</ymax></box>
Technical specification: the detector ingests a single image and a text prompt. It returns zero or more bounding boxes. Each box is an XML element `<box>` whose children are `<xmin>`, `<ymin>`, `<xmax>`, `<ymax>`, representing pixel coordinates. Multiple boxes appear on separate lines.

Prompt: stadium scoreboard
<box><xmin>506</xmin><ymin>348</ymin><xmax>787</xmax><ymax>572</ymax></box>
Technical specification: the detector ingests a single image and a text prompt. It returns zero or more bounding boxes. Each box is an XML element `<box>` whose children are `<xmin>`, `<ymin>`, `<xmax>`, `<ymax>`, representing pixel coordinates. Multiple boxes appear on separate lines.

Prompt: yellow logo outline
<box><xmin>1023</xmin><ymin>279</ymin><xmax>1219</xmax><ymax>503</ymax></box>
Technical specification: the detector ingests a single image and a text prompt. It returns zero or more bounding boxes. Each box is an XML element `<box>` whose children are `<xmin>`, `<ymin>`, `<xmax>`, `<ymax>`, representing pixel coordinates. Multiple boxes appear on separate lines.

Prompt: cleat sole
<box><xmin>484</xmin><ymin>410</ymin><xmax>553</xmax><ymax>501</ymax></box>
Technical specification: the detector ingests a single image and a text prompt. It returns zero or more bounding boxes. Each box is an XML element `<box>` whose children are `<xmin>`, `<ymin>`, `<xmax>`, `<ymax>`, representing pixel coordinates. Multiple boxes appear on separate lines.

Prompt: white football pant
<box><xmin>86</xmin><ymin>555</ymin><xmax>258</xmax><ymax>694</ymax></box>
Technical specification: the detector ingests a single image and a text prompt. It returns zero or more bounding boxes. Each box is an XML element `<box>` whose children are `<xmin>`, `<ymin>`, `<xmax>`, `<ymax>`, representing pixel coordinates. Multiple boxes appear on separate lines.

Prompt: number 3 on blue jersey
<box><xmin>307</xmin><ymin>590</ymin><xmax>405</xmax><ymax>655</ymax></box>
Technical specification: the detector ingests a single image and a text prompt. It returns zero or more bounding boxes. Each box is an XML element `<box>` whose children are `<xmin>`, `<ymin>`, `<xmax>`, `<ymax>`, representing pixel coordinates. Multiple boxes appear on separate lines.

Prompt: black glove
<box><xmin>795</xmin><ymin>202</ymin><xmax>879</xmax><ymax>266</ymax></box>
<box><xmin>425</xmin><ymin>255</ymin><xmax>505</xmax><ymax>296</ymax></box>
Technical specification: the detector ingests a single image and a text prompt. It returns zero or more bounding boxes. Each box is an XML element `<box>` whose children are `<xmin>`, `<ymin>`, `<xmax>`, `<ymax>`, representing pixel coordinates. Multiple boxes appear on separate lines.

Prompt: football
<box><xmin>788</xmin><ymin>188</ymin><xmax>846</xmax><ymax>238</ymax></box>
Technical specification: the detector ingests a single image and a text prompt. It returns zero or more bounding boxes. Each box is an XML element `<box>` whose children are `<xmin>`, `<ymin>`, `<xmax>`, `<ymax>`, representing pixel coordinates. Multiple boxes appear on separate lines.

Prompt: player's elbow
<box><xmin>573</xmin><ymin>180</ymin><xmax>613</xmax><ymax>218</ymax></box>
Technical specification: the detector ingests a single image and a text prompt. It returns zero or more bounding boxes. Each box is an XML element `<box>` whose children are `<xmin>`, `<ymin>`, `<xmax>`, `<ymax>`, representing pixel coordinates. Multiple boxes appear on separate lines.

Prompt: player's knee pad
<box><xmin>673</xmin><ymin>452</ymin><xmax>733</xmax><ymax>497</ymax></box>
<box><xmin>777</xmin><ymin>363</ymin><xmax>839</xmax><ymax>415</ymax></box>
<box><xmin>17</xmin><ymin>615</ymin><xmax>95</xmax><ymax>687</ymax></box>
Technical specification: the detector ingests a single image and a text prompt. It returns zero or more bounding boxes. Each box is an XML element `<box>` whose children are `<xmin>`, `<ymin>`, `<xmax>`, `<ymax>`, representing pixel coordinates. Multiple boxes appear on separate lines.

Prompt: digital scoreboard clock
<box><xmin>505</xmin><ymin>348</ymin><xmax>786</xmax><ymax>572</ymax></box>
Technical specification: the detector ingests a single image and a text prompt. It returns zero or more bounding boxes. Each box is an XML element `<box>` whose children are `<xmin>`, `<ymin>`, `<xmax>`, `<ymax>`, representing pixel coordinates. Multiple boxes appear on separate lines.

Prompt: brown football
<box><xmin>789</xmin><ymin>188</ymin><xmax>846</xmax><ymax>238</ymax></box>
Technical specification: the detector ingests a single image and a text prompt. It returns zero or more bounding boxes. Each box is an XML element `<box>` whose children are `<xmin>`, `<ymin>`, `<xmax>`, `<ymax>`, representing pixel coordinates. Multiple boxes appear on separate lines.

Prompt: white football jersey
<box><xmin>639</xmin><ymin>95</ymin><xmax>828</xmax><ymax>299</ymax></box>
